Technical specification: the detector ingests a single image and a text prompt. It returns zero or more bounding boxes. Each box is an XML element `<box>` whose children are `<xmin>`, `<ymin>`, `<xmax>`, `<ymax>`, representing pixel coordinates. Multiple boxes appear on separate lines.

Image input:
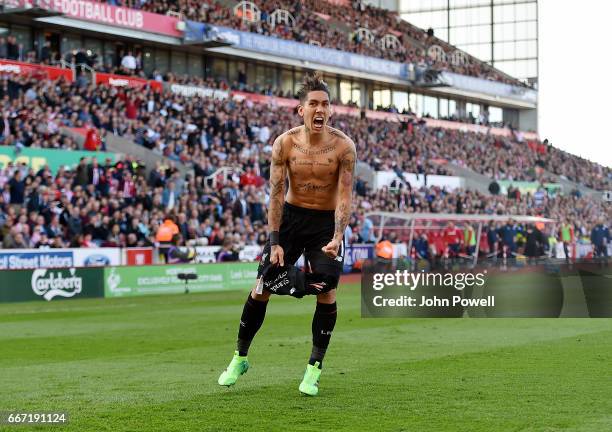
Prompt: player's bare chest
<box><xmin>287</xmin><ymin>143</ymin><xmax>339</xmax><ymax>179</ymax></box>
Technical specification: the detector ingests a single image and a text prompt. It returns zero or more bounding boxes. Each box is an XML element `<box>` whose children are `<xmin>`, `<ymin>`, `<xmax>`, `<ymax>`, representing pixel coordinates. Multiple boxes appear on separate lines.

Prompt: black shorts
<box><xmin>257</xmin><ymin>202</ymin><xmax>344</xmax><ymax>283</ymax></box>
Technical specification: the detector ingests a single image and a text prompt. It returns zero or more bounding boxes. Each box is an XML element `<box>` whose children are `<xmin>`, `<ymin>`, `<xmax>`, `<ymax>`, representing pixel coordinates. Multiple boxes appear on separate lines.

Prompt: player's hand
<box><xmin>270</xmin><ymin>245</ymin><xmax>284</xmax><ymax>266</ymax></box>
<box><xmin>322</xmin><ymin>239</ymin><xmax>341</xmax><ymax>259</ymax></box>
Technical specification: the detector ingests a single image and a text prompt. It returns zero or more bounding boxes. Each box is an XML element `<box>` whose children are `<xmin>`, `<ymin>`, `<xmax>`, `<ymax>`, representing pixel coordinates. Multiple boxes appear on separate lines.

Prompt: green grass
<box><xmin>1</xmin><ymin>283</ymin><xmax>611</xmax><ymax>431</ymax></box>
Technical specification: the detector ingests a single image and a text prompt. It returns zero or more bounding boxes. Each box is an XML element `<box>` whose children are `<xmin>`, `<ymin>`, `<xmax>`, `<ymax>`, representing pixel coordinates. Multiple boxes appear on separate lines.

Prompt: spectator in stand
<box><xmin>120</xmin><ymin>51</ymin><xmax>137</xmax><ymax>72</ymax></box>
<box><xmin>443</xmin><ymin>221</ymin><xmax>463</xmax><ymax>257</ymax></box>
<box><xmin>8</xmin><ymin>170</ymin><xmax>25</xmax><ymax>206</ymax></box>
<box><xmin>0</xmin><ymin>37</ymin><xmax>7</xmax><ymax>59</ymax></box>
<box><xmin>498</xmin><ymin>219</ymin><xmax>518</xmax><ymax>256</ymax></box>
<box><xmin>590</xmin><ymin>217</ymin><xmax>609</xmax><ymax>258</ymax></box>
<box><xmin>559</xmin><ymin>220</ymin><xmax>573</xmax><ymax>262</ymax></box>
<box><xmin>6</xmin><ymin>36</ymin><xmax>18</xmax><ymax>61</ymax></box>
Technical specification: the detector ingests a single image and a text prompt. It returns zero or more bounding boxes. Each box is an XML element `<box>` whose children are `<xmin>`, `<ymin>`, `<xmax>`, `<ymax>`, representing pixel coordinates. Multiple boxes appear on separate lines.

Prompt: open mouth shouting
<box><xmin>312</xmin><ymin>115</ymin><xmax>325</xmax><ymax>131</ymax></box>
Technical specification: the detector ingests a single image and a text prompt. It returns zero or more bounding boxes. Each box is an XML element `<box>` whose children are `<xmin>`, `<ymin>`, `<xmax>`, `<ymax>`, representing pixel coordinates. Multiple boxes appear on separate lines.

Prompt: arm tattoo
<box><xmin>334</xmin><ymin>143</ymin><xmax>356</xmax><ymax>241</ymax></box>
<box><xmin>268</xmin><ymin>136</ymin><xmax>286</xmax><ymax>231</ymax></box>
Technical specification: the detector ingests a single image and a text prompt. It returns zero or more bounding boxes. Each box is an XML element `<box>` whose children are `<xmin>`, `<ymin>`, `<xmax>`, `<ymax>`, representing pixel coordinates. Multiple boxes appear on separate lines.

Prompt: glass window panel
<box><xmin>449</xmin><ymin>99</ymin><xmax>457</xmax><ymax>117</ymax></box>
<box><xmin>463</xmin><ymin>44</ymin><xmax>489</xmax><ymax>60</ymax></box>
<box><xmin>340</xmin><ymin>81</ymin><xmax>352</xmax><ymax>105</ymax></box>
<box><xmin>61</xmin><ymin>34</ymin><xmax>82</xmax><ymax>58</ymax></box>
<box><xmin>449</xmin><ymin>8</ymin><xmax>467</xmax><ymax>27</ymax></box>
<box><xmin>515</xmin><ymin>40</ymin><xmax>528</xmax><ymax>58</ymax></box>
<box><xmin>526</xmin><ymin>59</ymin><xmax>538</xmax><ymax>78</ymax></box>
<box><xmin>515</xmin><ymin>3</ymin><xmax>528</xmax><ymax>21</ymax></box>
<box><xmin>247</xmin><ymin>63</ymin><xmax>257</xmax><ymax>86</ymax></box>
<box><xmin>526</xmin><ymin>21</ymin><xmax>537</xmax><ymax>39</ymax></box>
<box><xmin>11</xmin><ymin>26</ymin><xmax>31</xmax><ymax>52</ymax></box>
<box><xmin>154</xmin><ymin>49</ymin><xmax>169</xmax><ymax>74</ymax></box>
<box><xmin>515</xmin><ymin>21</ymin><xmax>529</xmax><ymax>40</ymax></box>
<box><xmin>401</xmin><ymin>12</ymin><xmax>443</xmax><ymax>31</ymax></box>
<box><xmin>187</xmin><ymin>54</ymin><xmax>203</xmax><ymax>78</ymax></box>
<box><xmin>495</xmin><ymin>22</ymin><xmax>515</xmax><ymax>41</ymax></box>
<box><xmin>255</xmin><ymin>64</ymin><xmax>266</xmax><ymax>86</ymax></box>
<box><xmin>494</xmin><ymin>60</ymin><xmax>516</xmax><ymax>77</ymax></box>
<box><xmin>525</xmin><ymin>3</ymin><xmax>537</xmax><ymax>20</ymax></box>
<box><xmin>351</xmin><ymin>89</ymin><xmax>361</xmax><ymax>106</ymax></box>
<box><xmin>381</xmin><ymin>89</ymin><xmax>391</xmax><ymax>108</ymax></box>
<box><xmin>293</xmin><ymin>74</ymin><xmax>302</xmax><ymax>97</ymax></box>
<box><xmin>142</xmin><ymin>48</ymin><xmax>154</xmax><ymax>75</ymax></box>
<box><xmin>83</xmin><ymin>39</ymin><xmax>102</xmax><ymax>60</ymax></box>
<box><xmin>433</xmin><ymin>28</ymin><xmax>448</xmax><ymax>41</ymax></box>
<box><xmin>280</xmin><ymin>69</ymin><xmax>293</xmax><ymax>97</ymax></box>
<box><xmin>427</xmin><ymin>0</ymin><xmax>448</xmax><ymax>9</ymax></box>
<box><xmin>450</xmin><ymin>27</ymin><xmax>469</xmax><ymax>44</ymax></box>
<box><xmin>424</xmin><ymin>95</ymin><xmax>437</xmax><ymax>118</ymax></box>
<box><xmin>393</xmin><ymin>91</ymin><xmax>409</xmax><ymax>113</ymax></box>
<box><xmin>489</xmin><ymin>106</ymin><xmax>503</xmax><ymax>123</ymax></box>
<box><xmin>409</xmin><ymin>93</ymin><xmax>417</xmax><ymax>113</ymax></box>
<box><xmin>325</xmin><ymin>75</ymin><xmax>337</xmax><ymax>102</ymax></box>
<box><xmin>415</xmin><ymin>94</ymin><xmax>424</xmax><ymax>116</ymax></box>
<box><xmin>493</xmin><ymin>4</ymin><xmax>514</xmax><ymax>23</ymax></box>
<box><xmin>450</xmin><ymin>0</ymin><xmax>488</xmax><ymax>7</ymax></box>
<box><xmin>503</xmin><ymin>22</ymin><xmax>515</xmax><ymax>41</ymax></box>
<box><xmin>466</xmin><ymin>102</ymin><xmax>480</xmax><ymax>118</ymax></box>
<box><xmin>460</xmin><ymin>6</ymin><xmax>490</xmax><ymax>26</ymax></box>
<box><xmin>171</xmin><ymin>51</ymin><xmax>187</xmax><ymax>76</ymax></box>
<box><xmin>526</xmin><ymin>40</ymin><xmax>537</xmax><ymax>58</ymax></box>
<box><xmin>478</xmin><ymin>24</ymin><xmax>491</xmax><ymax>43</ymax></box>
<box><xmin>494</xmin><ymin>41</ymin><xmax>515</xmax><ymax>60</ymax></box>
<box><xmin>373</xmin><ymin>90</ymin><xmax>382</xmax><ymax>109</ymax></box>
<box><xmin>227</xmin><ymin>60</ymin><xmax>240</xmax><ymax>83</ymax></box>
<box><xmin>439</xmin><ymin>98</ymin><xmax>449</xmax><ymax>118</ymax></box>
<box><xmin>480</xmin><ymin>6</ymin><xmax>491</xmax><ymax>25</ymax></box>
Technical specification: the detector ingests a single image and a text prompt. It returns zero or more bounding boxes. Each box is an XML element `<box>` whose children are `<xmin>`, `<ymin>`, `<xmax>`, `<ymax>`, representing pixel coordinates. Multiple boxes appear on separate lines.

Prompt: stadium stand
<box><xmin>98</xmin><ymin>0</ymin><xmax>525</xmax><ymax>86</ymax></box>
<box><xmin>0</xmin><ymin>68</ymin><xmax>609</xmax><ymax>257</ymax></box>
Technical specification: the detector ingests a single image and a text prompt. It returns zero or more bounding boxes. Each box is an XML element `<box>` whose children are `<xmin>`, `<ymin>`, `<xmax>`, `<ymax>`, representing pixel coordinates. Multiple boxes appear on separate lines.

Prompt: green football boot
<box><xmin>299</xmin><ymin>362</ymin><xmax>322</xmax><ymax>396</ymax></box>
<box><xmin>218</xmin><ymin>351</ymin><xmax>249</xmax><ymax>387</ymax></box>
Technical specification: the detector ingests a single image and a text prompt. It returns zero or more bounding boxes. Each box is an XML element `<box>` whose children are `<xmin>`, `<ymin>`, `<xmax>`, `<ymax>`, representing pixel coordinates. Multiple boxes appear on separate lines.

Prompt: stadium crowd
<box><xmin>0</xmin><ymin>149</ymin><xmax>609</xmax><ymax>260</ymax></box>
<box><xmin>0</xmin><ymin>71</ymin><xmax>609</xmax><ymax>256</ymax></box>
<box><xmin>3</xmin><ymin>72</ymin><xmax>602</xmax><ymax>190</ymax></box>
<box><xmin>98</xmin><ymin>0</ymin><xmax>523</xmax><ymax>86</ymax></box>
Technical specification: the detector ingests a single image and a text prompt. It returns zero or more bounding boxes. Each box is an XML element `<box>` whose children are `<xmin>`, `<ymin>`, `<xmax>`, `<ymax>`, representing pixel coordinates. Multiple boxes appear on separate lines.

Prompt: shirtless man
<box><xmin>218</xmin><ymin>72</ymin><xmax>356</xmax><ymax>396</ymax></box>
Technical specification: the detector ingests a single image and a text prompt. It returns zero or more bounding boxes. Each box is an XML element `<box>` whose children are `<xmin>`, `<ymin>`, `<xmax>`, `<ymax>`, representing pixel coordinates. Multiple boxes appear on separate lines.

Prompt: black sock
<box><xmin>236</xmin><ymin>294</ymin><xmax>268</xmax><ymax>356</ymax></box>
<box><xmin>309</xmin><ymin>302</ymin><xmax>337</xmax><ymax>368</ymax></box>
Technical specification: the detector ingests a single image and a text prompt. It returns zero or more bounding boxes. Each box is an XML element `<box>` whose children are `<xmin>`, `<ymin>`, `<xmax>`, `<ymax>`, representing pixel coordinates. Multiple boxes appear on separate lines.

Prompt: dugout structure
<box><xmin>365</xmin><ymin>212</ymin><xmax>556</xmax><ymax>265</ymax></box>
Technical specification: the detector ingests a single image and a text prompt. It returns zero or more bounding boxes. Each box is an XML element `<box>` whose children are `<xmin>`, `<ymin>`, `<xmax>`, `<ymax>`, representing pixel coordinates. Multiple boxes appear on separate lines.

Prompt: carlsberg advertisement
<box><xmin>0</xmin><ymin>267</ymin><xmax>104</xmax><ymax>303</ymax></box>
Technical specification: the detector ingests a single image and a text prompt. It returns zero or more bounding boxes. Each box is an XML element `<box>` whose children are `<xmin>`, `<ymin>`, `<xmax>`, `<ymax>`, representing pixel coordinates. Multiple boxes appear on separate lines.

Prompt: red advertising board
<box><xmin>231</xmin><ymin>91</ymin><xmax>297</xmax><ymax>108</ymax></box>
<box><xmin>125</xmin><ymin>248</ymin><xmax>154</xmax><ymax>266</ymax></box>
<box><xmin>95</xmin><ymin>72</ymin><xmax>163</xmax><ymax>91</ymax></box>
<box><xmin>0</xmin><ymin>59</ymin><xmax>73</xmax><ymax>81</ymax></box>
<box><xmin>20</xmin><ymin>0</ymin><xmax>182</xmax><ymax>37</ymax></box>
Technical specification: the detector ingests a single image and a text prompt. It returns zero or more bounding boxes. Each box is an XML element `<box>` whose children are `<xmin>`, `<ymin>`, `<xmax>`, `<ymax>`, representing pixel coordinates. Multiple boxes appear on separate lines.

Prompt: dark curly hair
<box><xmin>296</xmin><ymin>71</ymin><xmax>330</xmax><ymax>102</ymax></box>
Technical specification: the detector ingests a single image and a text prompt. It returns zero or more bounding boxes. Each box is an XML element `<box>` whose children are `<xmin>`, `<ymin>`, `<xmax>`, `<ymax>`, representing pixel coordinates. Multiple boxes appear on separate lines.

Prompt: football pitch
<box><xmin>1</xmin><ymin>282</ymin><xmax>611</xmax><ymax>432</ymax></box>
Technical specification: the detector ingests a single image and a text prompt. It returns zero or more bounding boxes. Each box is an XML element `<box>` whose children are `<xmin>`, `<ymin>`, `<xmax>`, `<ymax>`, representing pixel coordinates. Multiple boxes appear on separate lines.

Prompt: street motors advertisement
<box><xmin>0</xmin><ymin>248</ymin><xmax>121</xmax><ymax>270</ymax></box>
<box><xmin>0</xmin><ymin>267</ymin><xmax>104</xmax><ymax>303</ymax></box>
<box><xmin>104</xmin><ymin>262</ymin><xmax>258</xmax><ymax>297</ymax></box>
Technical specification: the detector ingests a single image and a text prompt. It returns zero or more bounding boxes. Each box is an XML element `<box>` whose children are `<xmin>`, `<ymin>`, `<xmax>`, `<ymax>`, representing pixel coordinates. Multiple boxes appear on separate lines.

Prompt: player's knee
<box><xmin>250</xmin><ymin>283</ymin><xmax>271</xmax><ymax>301</ymax></box>
<box><xmin>317</xmin><ymin>288</ymin><xmax>336</xmax><ymax>304</ymax></box>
